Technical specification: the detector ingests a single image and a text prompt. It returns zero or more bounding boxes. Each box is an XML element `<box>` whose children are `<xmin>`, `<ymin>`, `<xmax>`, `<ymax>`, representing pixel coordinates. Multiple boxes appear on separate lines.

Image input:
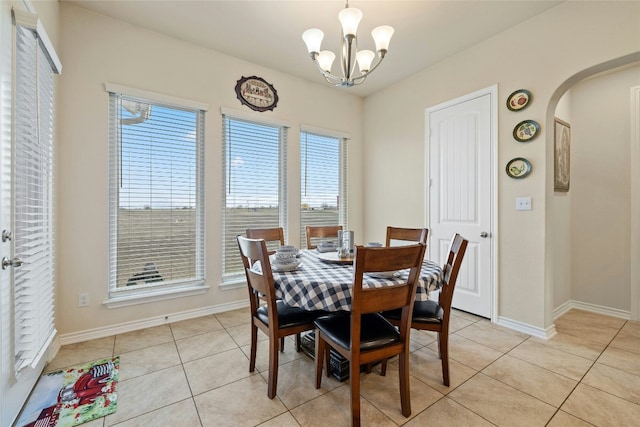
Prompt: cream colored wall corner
<box><xmin>56</xmin><ymin>3</ymin><xmax>364</xmax><ymax>336</ymax></box>
<box><xmin>362</xmin><ymin>1</ymin><xmax>640</xmax><ymax>330</ymax></box>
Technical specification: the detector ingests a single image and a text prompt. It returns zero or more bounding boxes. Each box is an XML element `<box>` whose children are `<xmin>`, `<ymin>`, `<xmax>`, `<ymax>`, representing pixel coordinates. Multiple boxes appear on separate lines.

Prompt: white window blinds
<box><xmin>300</xmin><ymin>131</ymin><xmax>348</xmax><ymax>248</ymax></box>
<box><xmin>13</xmin><ymin>13</ymin><xmax>60</xmax><ymax>372</ymax></box>
<box><xmin>108</xmin><ymin>89</ymin><xmax>205</xmax><ymax>295</ymax></box>
<box><xmin>222</xmin><ymin>115</ymin><xmax>288</xmax><ymax>279</ymax></box>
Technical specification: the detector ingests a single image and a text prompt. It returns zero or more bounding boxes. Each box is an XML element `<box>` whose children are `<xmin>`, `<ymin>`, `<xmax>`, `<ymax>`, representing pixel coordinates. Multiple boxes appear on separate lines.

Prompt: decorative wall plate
<box><xmin>235</xmin><ymin>76</ymin><xmax>279</xmax><ymax>112</ymax></box>
<box><xmin>507</xmin><ymin>89</ymin><xmax>531</xmax><ymax>111</ymax></box>
<box><xmin>513</xmin><ymin>120</ymin><xmax>539</xmax><ymax>142</ymax></box>
<box><xmin>506</xmin><ymin>157</ymin><xmax>531</xmax><ymax>179</ymax></box>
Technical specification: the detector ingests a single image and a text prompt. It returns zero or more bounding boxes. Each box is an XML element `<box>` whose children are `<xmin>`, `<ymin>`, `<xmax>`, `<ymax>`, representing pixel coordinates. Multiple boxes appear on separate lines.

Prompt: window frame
<box><xmin>299</xmin><ymin>125</ymin><xmax>349</xmax><ymax>245</ymax></box>
<box><xmin>299</xmin><ymin>130</ymin><xmax>349</xmax><ymax>248</ymax></box>
<box><xmin>104</xmin><ymin>83</ymin><xmax>209</xmax><ymax>308</ymax></box>
<box><xmin>220</xmin><ymin>109</ymin><xmax>290</xmax><ymax>287</ymax></box>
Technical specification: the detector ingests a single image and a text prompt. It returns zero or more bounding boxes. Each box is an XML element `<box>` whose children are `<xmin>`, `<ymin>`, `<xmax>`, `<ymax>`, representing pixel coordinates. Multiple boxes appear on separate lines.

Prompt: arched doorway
<box><xmin>546</xmin><ymin>53</ymin><xmax>640</xmax><ymax>324</ymax></box>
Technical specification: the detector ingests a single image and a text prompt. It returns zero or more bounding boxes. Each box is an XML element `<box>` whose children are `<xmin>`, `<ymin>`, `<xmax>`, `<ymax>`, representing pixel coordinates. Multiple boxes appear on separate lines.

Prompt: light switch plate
<box><xmin>516</xmin><ymin>197</ymin><xmax>532</xmax><ymax>211</ymax></box>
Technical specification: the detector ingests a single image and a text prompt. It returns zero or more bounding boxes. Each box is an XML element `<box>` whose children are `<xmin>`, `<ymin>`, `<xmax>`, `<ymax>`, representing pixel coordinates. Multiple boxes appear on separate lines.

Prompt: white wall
<box><xmin>363</xmin><ymin>1</ymin><xmax>640</xmax><ymax>330</ymax></box>
<box><xmin>569</xmin><ymin>64</ymin><xmax>640</xmax><ymax>310</ymax></box>
<box><xmin>56</xmin><ymin>3</ymin><xmax>364</xmax><ymax>336</ymax></box>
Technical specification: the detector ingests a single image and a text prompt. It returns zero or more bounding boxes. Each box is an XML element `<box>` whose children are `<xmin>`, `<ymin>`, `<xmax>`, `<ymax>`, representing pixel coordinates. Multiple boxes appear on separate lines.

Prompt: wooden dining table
<box><xmin>266</xmin><ymin>249</ymin><xmax>443</xmax><ymax>312</ymax></box>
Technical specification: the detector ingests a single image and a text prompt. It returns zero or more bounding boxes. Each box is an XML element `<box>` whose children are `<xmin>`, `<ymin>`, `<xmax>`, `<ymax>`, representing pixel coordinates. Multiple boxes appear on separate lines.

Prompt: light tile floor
<box><xmin>39</xmin><ymin>308</ymin><xmax>640</xmax><ymax>426</ymax></box>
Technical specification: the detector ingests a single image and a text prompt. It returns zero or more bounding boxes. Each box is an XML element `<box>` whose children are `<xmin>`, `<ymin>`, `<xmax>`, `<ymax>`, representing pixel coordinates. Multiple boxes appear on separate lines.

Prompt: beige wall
<box><xmin>363</xmin><ymin>1</ymin><xmax>640</xmax><ymax>330</ymax></box>
<box><xmin>569</xmin><ymin>64</ymin><xmax>640</xmax><ymax>310</ymax></box>
<box><xmin>56</xmin><ymin>3</ymin><xmax>364</xmax><ymax>336</ymax></box>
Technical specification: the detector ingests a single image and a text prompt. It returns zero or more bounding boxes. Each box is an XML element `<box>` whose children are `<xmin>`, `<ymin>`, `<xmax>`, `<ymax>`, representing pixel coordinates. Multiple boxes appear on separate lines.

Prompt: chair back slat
<box><xmin>306</xmin><ymin>225</ymin><xmax>342</xmax><ymax>249</ymax></box>
<box><xmin>385</xmin><ymin>227</ymin><xmax>429</xmax><ymax>247</ymax></box>
<box><xmin>352</xmin><ymin>244</ymin><xmax>425</xmax><ymax>316</ymax></box>
<box><xmin>246</xmin><ymin>227</ymin><xmax>285</xmax><ymax>255</ymax></box>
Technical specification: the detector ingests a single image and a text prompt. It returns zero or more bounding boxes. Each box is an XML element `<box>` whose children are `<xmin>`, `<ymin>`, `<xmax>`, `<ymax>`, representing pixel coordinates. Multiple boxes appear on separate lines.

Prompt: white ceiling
<box><xmin>62</xmin><ymin>0</ymin><xmax>563</xmax><ymax>97</ymax></box>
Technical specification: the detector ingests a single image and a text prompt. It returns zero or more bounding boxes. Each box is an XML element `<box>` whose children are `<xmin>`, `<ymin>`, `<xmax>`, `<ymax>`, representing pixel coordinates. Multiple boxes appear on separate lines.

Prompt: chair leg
<box><xmin>315</xmin><ymin>332</ymin><xmax>325</xmax><ymax>389</ymax></box>
<box><xmin>350</xmin><ymin>360</ymin><xmax>361</xmax><ymax>427</ymax></box>
<box><xmin>249</xmin><ymin>323</ymin><xmax>258</xmax><ymax>372</ymax></box>
<box><xmin>295</xmin><ymin>333</ymin><xmax>301</xmax><ymax>352</ymax></box>
<box><xmin>380</xmin><ymin>358</ymin><xmax>387</xmax><ymax>376</ymax></box>
<box><xmin>268</xmin><ymin>335</ymin><xmax>279</xmax><ymax>399</ymax></box>
<box><xmin>440</xmin><ymin>332</ymin><xmax>450</xmax><ymax>387</ymax></box>
<box><xmin>280</xmin><ymin>336</ymin><xmax>285</xmax><ymax>352</ymax></box>
<box><xmin>398</xmin><ymin>350</ymin><xmax>412</xmax><ymax>417</ymax></box>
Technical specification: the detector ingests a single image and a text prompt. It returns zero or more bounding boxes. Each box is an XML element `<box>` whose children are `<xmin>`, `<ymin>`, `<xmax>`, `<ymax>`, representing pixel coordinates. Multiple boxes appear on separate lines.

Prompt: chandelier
<box><xmin>302</xmin><ymin>1</ymin><xmax>394</xmax><ymax>87</ymax></box>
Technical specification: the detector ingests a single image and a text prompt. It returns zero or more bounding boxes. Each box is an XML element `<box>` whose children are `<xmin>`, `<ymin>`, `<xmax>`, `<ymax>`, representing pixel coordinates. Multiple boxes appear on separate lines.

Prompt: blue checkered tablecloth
<box><xmin>265</xmin><ymin>249</ymin><xmax>442</xmax><ymax>312</ymax></box>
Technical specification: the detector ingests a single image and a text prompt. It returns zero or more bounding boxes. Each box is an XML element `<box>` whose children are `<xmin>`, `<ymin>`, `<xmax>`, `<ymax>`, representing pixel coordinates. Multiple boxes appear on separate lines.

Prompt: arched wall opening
<box><xmin>545</xmin><ymin>52</ymin><xmax>640</xmax><ymax>327</ymax></box>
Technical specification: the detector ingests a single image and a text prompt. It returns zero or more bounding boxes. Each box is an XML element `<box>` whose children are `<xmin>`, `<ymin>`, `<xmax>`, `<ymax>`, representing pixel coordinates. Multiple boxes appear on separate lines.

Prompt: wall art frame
<box><xmin>554</xmin><ymin>117</ymin><xmax>571</xmax><ymax>192</ymax></box>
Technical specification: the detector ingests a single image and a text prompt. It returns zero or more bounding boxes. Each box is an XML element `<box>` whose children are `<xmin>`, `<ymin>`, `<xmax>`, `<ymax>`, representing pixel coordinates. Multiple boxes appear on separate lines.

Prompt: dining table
<box><xmin>266</xmin><ymin>248</ymin><xmax>443</xmax><ymax>312</ymax></box>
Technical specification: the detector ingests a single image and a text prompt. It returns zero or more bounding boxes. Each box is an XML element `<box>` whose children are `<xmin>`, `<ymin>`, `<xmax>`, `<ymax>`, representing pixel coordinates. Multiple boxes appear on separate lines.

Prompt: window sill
<box><xmin>103</xmin><ymin>283</ymin><xmax>210</xmax><ymax>309</ymax></box>
<box><xmin>219</xmin><ymin>276</ymin><xmax>246</xmax><ymax>291</ymax></box>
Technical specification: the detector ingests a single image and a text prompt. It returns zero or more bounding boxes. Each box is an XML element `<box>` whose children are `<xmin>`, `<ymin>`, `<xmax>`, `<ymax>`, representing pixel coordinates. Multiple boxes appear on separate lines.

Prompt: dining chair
<box><xmin>246</xmin><ymin>227</ymin><xmax>285</xmax><ymax>255</ymax></box>
<box><xmin>305</xmin><ymin>225</ymin><xmax>342</xmax><ymax>249</ymax></box>
<box><xmin>237</xmin><ymin>235</ymin><xmax>325</xmax><ymax>399</ymax></box>
<box><xmin>314</xmin><ymin>243</ymin><xmax>426</xmax><ymax>426</ymax></box>
<box><xmin>386</xmin><ymin>226</ymin><xmax>428</xmax><ymax>247</ymax></box>
<box><xmin>245</xmin><ymin>227</ymin><xmax>289</xmax><ymax>351</ymax></box>
<box><xmin>358</xmin><ymin>226</ymin><xmax>426</xmax><ymax>374</ymax></box>
<box><xmin>382</xmin><ymin>233</ymin><xmax>468</xmax><ymax>387</ymax></box>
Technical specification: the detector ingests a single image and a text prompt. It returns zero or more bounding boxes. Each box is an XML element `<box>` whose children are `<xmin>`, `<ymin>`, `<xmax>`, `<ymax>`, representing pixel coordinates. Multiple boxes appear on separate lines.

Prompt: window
<box><xmin>12</xmin><ymin>9</ymin><xmax>61</xmax><ymax>373</ymax></box>
<box><xmin>107</xmin><ymin>84</ymin><xmax>206</xmax><ymax>303</ymax></box>
<box><xmin>222</xmin><ymin>114</ymin><xmax>288</xmax><ymax>281</ymax></box>
<box><xmin>300</xmin><ymin>130</ymin><xmax>348</xmax><ymax>248</ymax></box>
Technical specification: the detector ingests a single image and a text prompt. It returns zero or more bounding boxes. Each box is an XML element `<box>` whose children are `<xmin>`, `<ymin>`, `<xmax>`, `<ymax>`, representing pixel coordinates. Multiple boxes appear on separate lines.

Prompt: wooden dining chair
<box><xmin>314</xmin><ymin>243</ymin><xmax>426</xmax><ymax>426</ymax></box>
<box><xmin>305</xmin><ymin>225</ymin><xmax>342</xmax><ymax>249</ymax></box>
<box><xmin>386</xmin><ymin>226</ymin><xmax>428</xmax><ymax>247</ymax></box>
<box><xmin>237</xmin><ymin>235</ymin><xmax>325</xmax><ymax>399</ymax></box>
<box><xmin>382</xmin><ymin>233</ymin><xmax>468</xmax><ymax>387</ymax></box>
<box><xmin>246</xmin><ymin>227</ymin><xmax>285</xmax><ymax>255</ymax></box>
<box><xmin>245</xmin><ymin>227</ymin><xmax>289</xmax><ymax>351</ymax></box>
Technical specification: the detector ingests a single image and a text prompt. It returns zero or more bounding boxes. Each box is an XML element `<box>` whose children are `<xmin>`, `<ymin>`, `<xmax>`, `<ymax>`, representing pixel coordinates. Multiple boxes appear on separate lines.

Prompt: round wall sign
<box><xmin>235</xmin><ymin>76</ymin><xmax>278</xmax><ymax>112</ymax></box>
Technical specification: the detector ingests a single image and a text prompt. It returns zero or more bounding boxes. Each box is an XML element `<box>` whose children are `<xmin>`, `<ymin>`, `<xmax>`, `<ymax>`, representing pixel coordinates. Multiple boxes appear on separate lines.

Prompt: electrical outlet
<box><xmin>516</xmin><ymin>197</ymin><xmax>532</xmax><ymax>211</ymax></box>
<box><xmin>78</xmin><ymin>293</ymin><xmax>90</xmax><ymax>307</ymax></box>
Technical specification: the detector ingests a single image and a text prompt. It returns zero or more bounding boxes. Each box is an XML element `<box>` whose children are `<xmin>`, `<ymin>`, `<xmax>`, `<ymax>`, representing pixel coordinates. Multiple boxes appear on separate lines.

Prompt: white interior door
<box><xmin>427</xmin><ymin>86</ymin><xmax>495</xmax><ymax>318</ymax></box>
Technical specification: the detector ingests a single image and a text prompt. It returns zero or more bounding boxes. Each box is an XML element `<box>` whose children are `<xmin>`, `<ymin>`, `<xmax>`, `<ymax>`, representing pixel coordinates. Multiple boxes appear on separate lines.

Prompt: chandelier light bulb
<box><xmin>317</xmin><ymin>50</ymin><xmax>336</xmax><ymax>73</ymax></box>
<box><xmin>371</xmin><ymin>25</ymin><xmax>394</xmax><ymax>52</ymax></box>
<box><xmin>338</xmin><ymin>7</ymin><xmax>363</xmax><ymax>37</ymax></box>
<box><xmin>302</xmin><ymin>28</ymin><xmax>324</xmax><ymax>54</ymax></box>
<box><xmin>356</xmin><ymin>50</ymin><xmax>375</xmax><ymax>73</ymax></box>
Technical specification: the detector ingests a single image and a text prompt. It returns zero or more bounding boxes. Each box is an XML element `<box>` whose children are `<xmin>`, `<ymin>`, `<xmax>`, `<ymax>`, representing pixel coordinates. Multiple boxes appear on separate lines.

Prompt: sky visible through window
<box><xmin>224</xmin><ymin>120</ymin><xmax>339</xmax><ymax>209</ymax></box>
<box><xmin>120</xmin><ymin>103</ymin><xmax>197</xmax><ymax>209</ymax></box>
<box><xmin>301</xmin><ymin>132</ymin><xmax>340</xmax><ymax>209</ymax></box>
<box><xmin>120</xmin><ymin>110</ymin><xmax>340</xmax><ymax>210</ymax></box>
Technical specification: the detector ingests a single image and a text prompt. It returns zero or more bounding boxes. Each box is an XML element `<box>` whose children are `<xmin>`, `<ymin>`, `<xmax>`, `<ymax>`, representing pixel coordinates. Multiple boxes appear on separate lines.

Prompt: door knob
<box><xmin>1</xmin><ymin>230</ymin><xmax>11</xmax><ymax>242</ymax></box>
<box><xmin>2</xmin><ymin>257</ymin><xmax>23</xmax><ymax>270</ymax></box>
<box><xmin>480</xmin><ymin>232</ymin><xmax>489</xmax><ymax>238</ymax></box>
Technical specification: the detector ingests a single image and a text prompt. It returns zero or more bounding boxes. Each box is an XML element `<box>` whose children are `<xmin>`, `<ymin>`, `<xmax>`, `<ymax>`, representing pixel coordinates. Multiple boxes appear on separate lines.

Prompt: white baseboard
<box><xmin>496</xmin><ymin>316</ymin><xmax>557</xmax><ymax>340</ymax></box>
<box><xmin>58</xmin><ymin>300</ymin><xmax>250</xmax><ymax>346</ymax></box>
<box><xmin>553</xmin><ymin>299</ymin><xmax>630</xmax><ymax>321</ymax></box>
